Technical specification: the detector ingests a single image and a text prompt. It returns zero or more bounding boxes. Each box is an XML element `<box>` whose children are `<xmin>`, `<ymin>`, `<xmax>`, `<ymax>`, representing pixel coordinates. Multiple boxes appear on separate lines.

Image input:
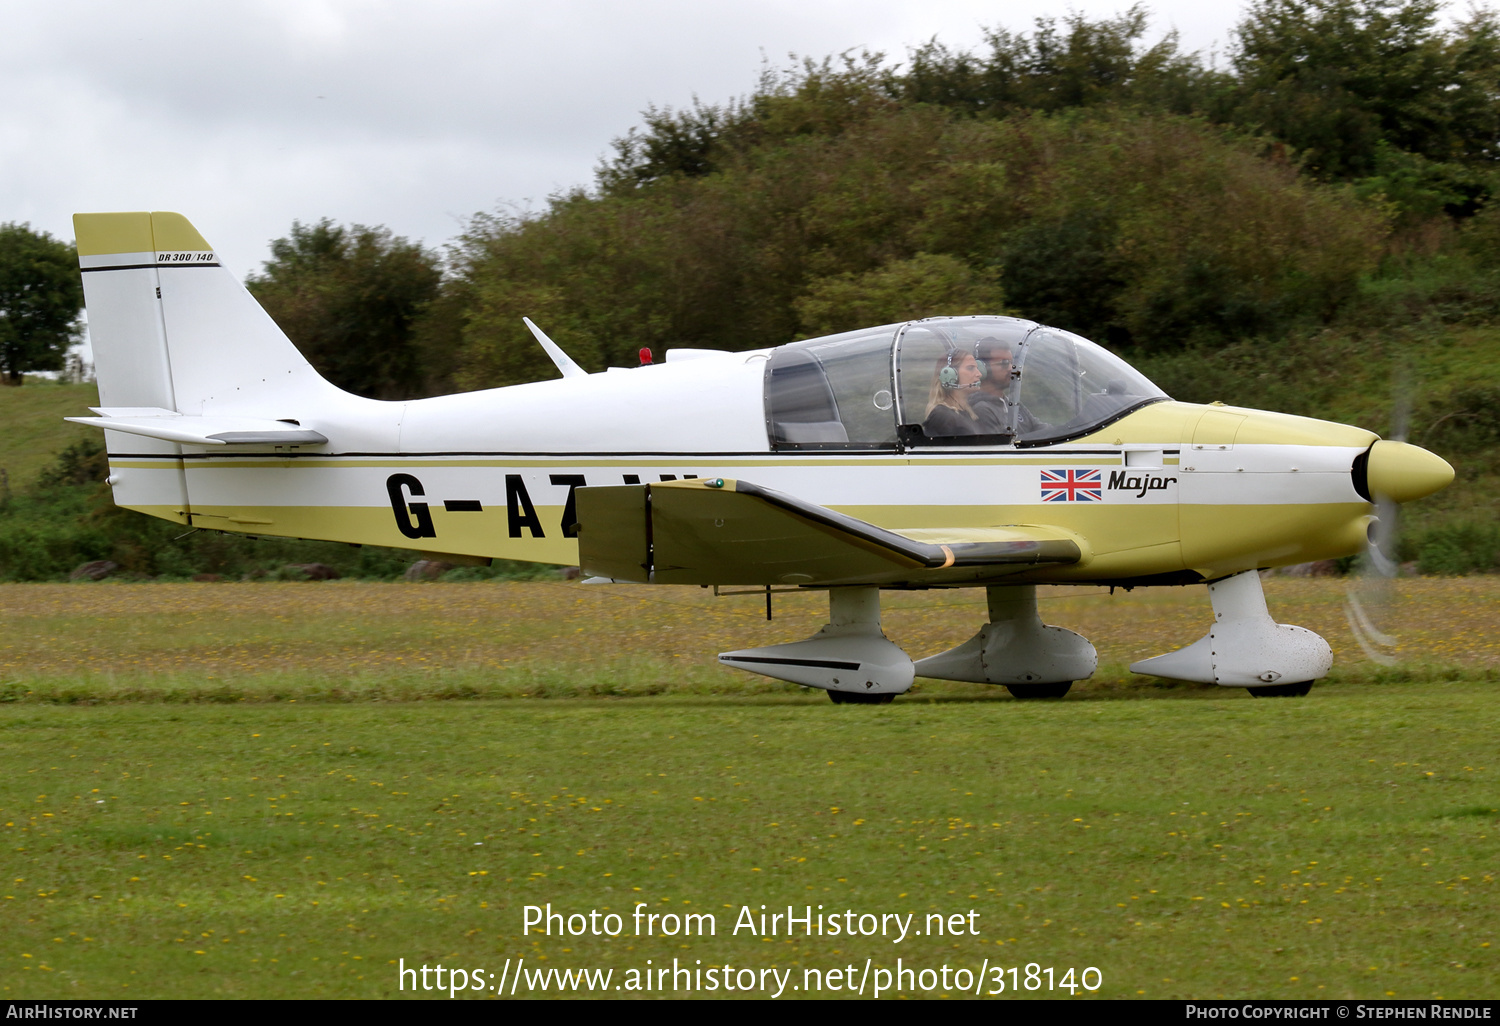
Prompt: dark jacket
<box><xmin>923</xmin><ymin>403</ymin><xmax>981</xmax><ymax>439</ymax></box>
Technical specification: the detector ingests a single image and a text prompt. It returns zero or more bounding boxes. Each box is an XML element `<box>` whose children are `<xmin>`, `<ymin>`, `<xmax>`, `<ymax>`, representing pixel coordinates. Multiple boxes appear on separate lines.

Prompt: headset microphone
<box><xmin>939</xmin><ymin>348</ymin><xmax>980</xmax><ymax>390</ymax></box>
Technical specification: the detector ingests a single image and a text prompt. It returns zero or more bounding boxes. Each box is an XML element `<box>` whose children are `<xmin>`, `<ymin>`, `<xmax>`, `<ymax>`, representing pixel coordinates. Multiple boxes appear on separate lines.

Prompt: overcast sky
<box><xmin>3</xmin><ymin>1</ymin><xmax>1244</xmax><ymax>280</ymax></box>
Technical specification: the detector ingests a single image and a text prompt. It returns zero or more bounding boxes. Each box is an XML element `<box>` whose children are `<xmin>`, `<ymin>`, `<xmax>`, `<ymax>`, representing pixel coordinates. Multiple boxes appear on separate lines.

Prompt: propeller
<box><xmin>1344</xmin><ymin>365</ymin><xmax>1412</xmax><ymax>667</ymax></box>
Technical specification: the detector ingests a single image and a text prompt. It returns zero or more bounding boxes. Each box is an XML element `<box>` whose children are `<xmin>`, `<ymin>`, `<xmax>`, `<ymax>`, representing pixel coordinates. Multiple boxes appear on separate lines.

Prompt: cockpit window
<box><xmin>764</xmin><ymin>326</ymin><xmax>899</xmax><ymax>449</ymax></box>
<box><xmin>894</xmin><ymin>317</ymin><xmax>1036</xmax><ymax>446</ymax></box>
<box><xmin>768</xmin><ymin>316</ymin><xmax>1168</xmax><ymax>451</ymax></box>
<box><xmin>892</xmin><ymin>316</ymin><xmax>1168</xmax><ymax>447</ymax></box>
<box><xmin>1012</xmin><ymin>328</ymin><xmax>1168</xmax><ymax>446</ymax></box>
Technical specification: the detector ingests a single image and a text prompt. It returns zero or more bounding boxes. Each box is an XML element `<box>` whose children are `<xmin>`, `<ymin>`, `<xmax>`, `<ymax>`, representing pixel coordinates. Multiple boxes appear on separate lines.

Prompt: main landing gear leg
<box><xmin>1129</xmin><ymin>570</ymin><xmax>1331</xmax><ymax>695</ymax></box>
<box><xmin>912</xmin><ymin>584</ymin><xmax>1097</xmax><ymax>698</ymax></box>
<box><xmin>717</xmin><ymin>586</ymin><xmax>913</xmax><ymax>704</ymax></box>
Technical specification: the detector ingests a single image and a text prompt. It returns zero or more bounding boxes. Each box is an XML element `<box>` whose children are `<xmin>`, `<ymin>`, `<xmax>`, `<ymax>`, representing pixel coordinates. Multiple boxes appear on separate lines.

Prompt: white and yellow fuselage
<box><xmin>72</xmin><ymin>210</ymin><xmax>1453</xmax><ymax>590</ymax></box>
<box><xmin>106</xmin><ymin>394</ymin><xmax>1378</xmax><ymax>586</ymax></box>
<box><xmin>71</xmin><ymin>211</ymin><xmax>1457</xmax><ymax>698</ymax></box>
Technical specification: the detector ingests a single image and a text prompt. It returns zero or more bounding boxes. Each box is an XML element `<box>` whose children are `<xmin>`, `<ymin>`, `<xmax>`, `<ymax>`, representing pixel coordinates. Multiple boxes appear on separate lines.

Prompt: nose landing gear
<box><xmin>1131</xmin><ymin>570</ymin><xmax>1331</xmax><ymax>696</ymax></box>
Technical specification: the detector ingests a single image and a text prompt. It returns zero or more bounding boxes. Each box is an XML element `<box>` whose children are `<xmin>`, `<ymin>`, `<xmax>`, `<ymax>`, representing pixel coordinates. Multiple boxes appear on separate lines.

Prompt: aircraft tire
<box><xmin>827</xmin><ymin>691</ymin><xmax>896</xmax><ymax>705</ymax></box>
<box><xmin>1004</xmin><ymin>682</ymin><xmax>1073</xmax><ymax>699</ymax></box>
<box><xmin>1249</xmin><ymin>681</ymin><xmax>1314</xmax><ymax>698</ymax></box>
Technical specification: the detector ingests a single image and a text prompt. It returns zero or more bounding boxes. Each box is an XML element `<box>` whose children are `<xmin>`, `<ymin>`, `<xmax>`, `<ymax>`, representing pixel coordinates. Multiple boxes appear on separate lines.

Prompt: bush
<box><xmin>0</xmin><ymin>443</ymin><xmax>438</xmax><ymax>581</ymax></box>
<box><xmin>448</xmin><ymin>107</ymin><xmax>1386</xmax><ymax>387</ymax></box>
<box><xmin>36</xmin><ymin>437</ymin><xmax>107</xmax><ymax>488</ymax></box>
<box><xmin>1414</xmin><ymin>521</ymin><xmax>1500</xmax><ymax>575</ymax></box>
<box><xmin>0</xmin><ymin>520</ymin><xmax>111</xmax><ymax>581</ymax></box>
<box><xmin>794</xmin><ymin>253</ymin><xmax>1005</xmax><ymax>337</ymax></box>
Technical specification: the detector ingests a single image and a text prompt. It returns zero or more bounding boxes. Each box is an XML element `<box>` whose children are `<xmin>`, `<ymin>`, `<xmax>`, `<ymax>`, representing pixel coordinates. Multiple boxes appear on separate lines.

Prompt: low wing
<box><xmin>575</xmin><ymin>477</ymin><xmax>1082</xmax><ymax>587</ymax></box>
<box><xmin>67</xmin><ymin>408</ymin><xmax>327</xmax><ymax>447</ymax></box>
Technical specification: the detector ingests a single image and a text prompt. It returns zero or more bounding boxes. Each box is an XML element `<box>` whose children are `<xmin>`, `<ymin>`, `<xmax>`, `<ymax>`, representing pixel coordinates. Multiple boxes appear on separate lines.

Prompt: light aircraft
<box><xmin>69</xmin><ymin>211</ymin><xmax>1455</xmax><ymax>703</ymax></box>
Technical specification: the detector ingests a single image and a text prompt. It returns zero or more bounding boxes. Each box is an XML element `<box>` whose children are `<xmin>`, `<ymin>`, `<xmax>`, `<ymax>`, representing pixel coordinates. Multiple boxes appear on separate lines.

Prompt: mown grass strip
<box><xmin>1</xmin><ymin>689</ymin><xmax>1495</xmax><ymax>999</ymax></box>
<box><xmin>1</xmin><ymin>579</ymin><xmax>1496</xmax><ymax>704</ymax></box>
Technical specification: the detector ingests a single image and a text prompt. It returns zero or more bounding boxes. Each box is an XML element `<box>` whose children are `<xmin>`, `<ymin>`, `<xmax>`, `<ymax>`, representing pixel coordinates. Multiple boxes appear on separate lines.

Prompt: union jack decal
<box><xmin>1041</xmin><ymin>468</ymin><xmax>1103</xmax><ymax>502</ymax></box>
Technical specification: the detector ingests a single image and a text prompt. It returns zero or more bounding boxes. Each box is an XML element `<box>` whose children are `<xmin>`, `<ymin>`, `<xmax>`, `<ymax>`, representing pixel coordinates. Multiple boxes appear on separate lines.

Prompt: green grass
<box><xmin>1</xmin><ymin>578</ymin><xmax>1494</xmax><ymax>705</ymax></box>
<box><xmin>0</xmin><ymin>577</ymin><xmax>1493</xmax><ymax>1000</ymax></box>
<box><xmin>0</xmin><ymin>381</ymin><xmax>98</xmax><ymax>491</ymax></box>
<box><xmin>1</xmin><ymin>687</ymin><xmax>1495</xmax><ymax>999</ymax></box>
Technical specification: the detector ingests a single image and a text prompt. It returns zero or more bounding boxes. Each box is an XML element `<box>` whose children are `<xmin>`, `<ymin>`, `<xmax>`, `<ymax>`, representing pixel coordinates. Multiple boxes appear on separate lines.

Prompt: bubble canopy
<box><xmin>763</xmin><ymin>316</ymin><xmax>1168</xmax><ymax>450</ymax></box>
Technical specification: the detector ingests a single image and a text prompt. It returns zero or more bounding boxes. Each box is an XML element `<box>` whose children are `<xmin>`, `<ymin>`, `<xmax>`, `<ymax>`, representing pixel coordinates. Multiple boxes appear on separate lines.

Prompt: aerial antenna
<box><xmin>523</xmin><ymin>317</ymin><xmax>587</xmax><ymax>380</ymax></box>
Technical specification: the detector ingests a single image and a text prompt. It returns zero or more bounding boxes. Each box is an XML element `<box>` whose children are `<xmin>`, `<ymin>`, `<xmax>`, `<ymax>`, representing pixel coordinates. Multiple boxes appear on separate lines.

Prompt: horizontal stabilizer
<box><xmin>576</xmin><ymin>477</ymin><xmax>1082</xmax><ymax>586</ymax></box>
<box><xmin>68</xmin><ymin>409</ymin><xmax>327</xmax><ymax>447</ymax></box>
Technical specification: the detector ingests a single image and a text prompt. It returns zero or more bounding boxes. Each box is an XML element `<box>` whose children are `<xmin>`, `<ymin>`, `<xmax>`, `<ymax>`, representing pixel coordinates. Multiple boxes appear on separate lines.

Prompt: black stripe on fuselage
<box><xmin>80</xmin><ymin>263</ymin><xmax>222</xmax><ymax>272</ymax></box>
<box><xmin>106</xmin><ymin>448</ymin><xmax>1132</xmax><ymax>460</ymax></box>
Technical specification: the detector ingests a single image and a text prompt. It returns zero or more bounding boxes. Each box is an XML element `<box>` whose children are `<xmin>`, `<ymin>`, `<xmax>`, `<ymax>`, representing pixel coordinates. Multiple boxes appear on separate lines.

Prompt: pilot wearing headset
<box><xmin>970</xmin><ymin>336</ymin><xmax>1033</xmax><ymax>436</ymax></box>
<box><xmin>922</xmin><ymin>347</ymin><xmax>983</xmax><ymax>438</ymax></box>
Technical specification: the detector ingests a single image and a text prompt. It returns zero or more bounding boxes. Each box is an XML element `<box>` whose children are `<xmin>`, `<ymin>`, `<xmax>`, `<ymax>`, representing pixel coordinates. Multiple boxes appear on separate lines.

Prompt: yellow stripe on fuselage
<box><xmin>170</xmin><ymin>498</ymin><xmax>1366</xmax><ymax>581</ymax></box>
<box><xmin>106</xmin><ymin>398</ymin><xmax>1376</xmax><ymax>583</ymax></box>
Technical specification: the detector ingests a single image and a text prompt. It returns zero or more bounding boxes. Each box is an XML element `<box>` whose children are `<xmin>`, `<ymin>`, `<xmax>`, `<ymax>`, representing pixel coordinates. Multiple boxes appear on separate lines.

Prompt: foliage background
<box><xmin>0</xmin><ymin>223</ymin><xmax>82</xmax><ymax>385</ymax></box>
<box><xmin>1</xmin><ymin>0</ymin><xmax>1497</xmax><ymax>578</ymax></box>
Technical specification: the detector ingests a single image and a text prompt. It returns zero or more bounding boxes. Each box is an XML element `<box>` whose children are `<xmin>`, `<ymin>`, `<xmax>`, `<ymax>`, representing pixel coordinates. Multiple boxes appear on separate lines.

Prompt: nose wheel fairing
<box><xmin>1130</xmin><ymin>570</ymin><xmax>1332</xmax><ymax>688</ymax></box>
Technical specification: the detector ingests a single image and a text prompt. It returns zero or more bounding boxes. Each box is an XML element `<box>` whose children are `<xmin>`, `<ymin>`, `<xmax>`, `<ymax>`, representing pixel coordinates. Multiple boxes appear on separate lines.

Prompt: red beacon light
<box><xmin>639</xmin><ymin>348</ymin><xmax>653</xmax><ymax>366</ymax></box>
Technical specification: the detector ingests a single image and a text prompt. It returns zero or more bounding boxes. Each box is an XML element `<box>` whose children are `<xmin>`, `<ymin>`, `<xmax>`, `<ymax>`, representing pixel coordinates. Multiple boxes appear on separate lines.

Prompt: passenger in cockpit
<box><xmin>922</xmin><ymin>350</ymin><xmax>982</xmax><ymax>438</ymax></box>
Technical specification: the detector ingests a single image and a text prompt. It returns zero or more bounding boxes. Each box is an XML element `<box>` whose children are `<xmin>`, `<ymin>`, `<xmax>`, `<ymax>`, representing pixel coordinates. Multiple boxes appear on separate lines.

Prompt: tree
<box><xmin>447</xmin><ymin>104</ymin><xmax>1383</xmax><ymax>388</ymax></box>
<box><xmin>597</xmin><ymin>97</ymin><xmax>751</xmax><ymax>194</ymax></box>
<box><xmin>246</xmin><ymin>220</ymin><xmax>443</xmax><ymax>400</ymax></box>
<box><xmin>1229</xmin><ymin>0</ymin><xmax>1500</xmax><ymax>178</ymax></box>
<box><xmin>0</xmin><ymin>223</ymin><xmax>82</xmax><ymax>386</ymax></box>
<box><xmin>795</xmin><ymin>253</ymin><xmax>1006</xmax><ymax>337</ymax></box>
<box><xmin>900</xmin><ymin>6</ymin><xmax>1220</xmax><ymax>116</ymax></box>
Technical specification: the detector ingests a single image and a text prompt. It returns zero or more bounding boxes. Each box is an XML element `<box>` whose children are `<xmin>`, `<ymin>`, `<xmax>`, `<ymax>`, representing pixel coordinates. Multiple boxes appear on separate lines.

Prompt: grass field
<box><xmin>0</xmin><ymin>577</ymin><xmax>1496</xmax><ymax>703</ymax></box>
<box><xmin>0</xmin><ymin>381</ymin><xmax>98</xmax><ymax>491</ymax></box>
<box><xmin>0</xmin><ymin>579</ymin><xmax>1496</xmax><ymax>1000</ymax></box>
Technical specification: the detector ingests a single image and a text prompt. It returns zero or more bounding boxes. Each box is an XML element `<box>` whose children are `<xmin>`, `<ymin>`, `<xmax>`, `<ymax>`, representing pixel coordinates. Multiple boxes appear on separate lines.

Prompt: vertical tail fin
<box><xmin>74</xmin><ymin>211</ymin><xmax>350</xmax><ymax>526</ymax></box>
<box><xmin>74</xmin><ymin>211</ymin><xmax>338</xmax><ymax>417</ymax></box>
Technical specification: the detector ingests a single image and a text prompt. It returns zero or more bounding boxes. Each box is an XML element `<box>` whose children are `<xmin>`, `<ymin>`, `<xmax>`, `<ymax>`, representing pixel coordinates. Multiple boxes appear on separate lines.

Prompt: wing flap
<box><xmin>887</xmin><ymin>525</ymin><xmax>1091</xmax><ymax>566</ymax></box>
<box><xmin>575</xmin><ymin>477</ymin><xmax>1082</xmax><ymax>586</ymax></box>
